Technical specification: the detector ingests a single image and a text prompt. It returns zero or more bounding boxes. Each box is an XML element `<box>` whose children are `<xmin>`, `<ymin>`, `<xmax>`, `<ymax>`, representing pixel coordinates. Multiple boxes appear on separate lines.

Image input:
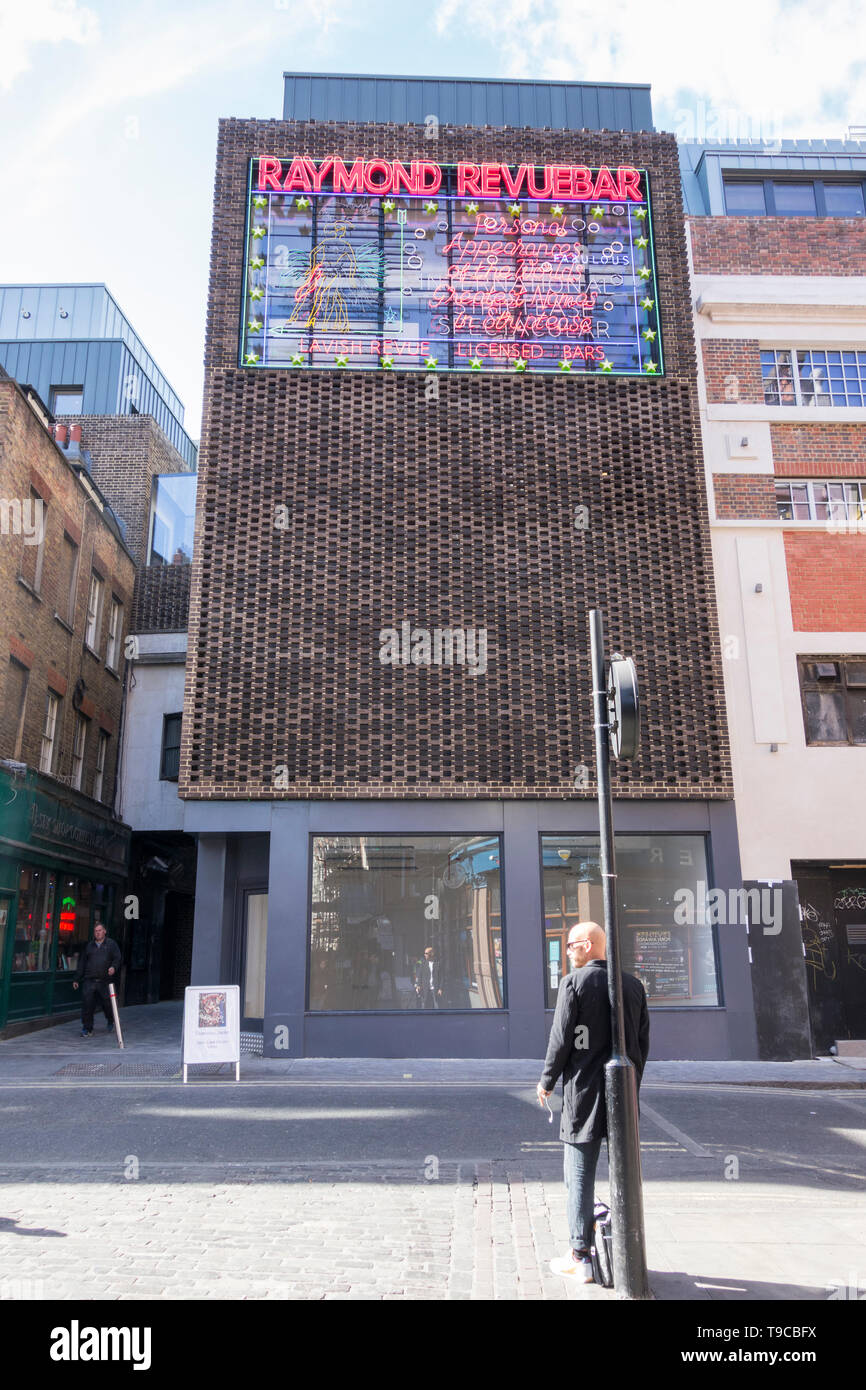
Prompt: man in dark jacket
<box><xmin>414</xmin><ymin>945</ymin><xmax>445</xmax><ymax>1009</ymax></box>
<box><xmin>537</xmin><ymin>922</ymin><xmax>649</xmax><ymax>1282</ymax></box>
<box><xmin>73</xmin><ymin>923</ymin><xmax>121</xmax><ymax>1037</ymax></box>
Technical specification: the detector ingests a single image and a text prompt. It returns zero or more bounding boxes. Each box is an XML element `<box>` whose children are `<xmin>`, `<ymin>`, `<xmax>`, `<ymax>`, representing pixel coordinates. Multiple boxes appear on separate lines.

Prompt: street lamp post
<box><xmin>588</xmin><ymin>607</ymin><xmax>651</xmax><ymax>1300</ymax></box>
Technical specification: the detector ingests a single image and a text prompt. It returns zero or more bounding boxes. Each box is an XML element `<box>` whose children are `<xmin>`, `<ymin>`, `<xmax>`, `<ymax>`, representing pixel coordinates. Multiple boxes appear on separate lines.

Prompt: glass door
<box><xmin>242</xmin><ymin>892</ymin><xmax>268</xmax><ymax>1024</ymax></box>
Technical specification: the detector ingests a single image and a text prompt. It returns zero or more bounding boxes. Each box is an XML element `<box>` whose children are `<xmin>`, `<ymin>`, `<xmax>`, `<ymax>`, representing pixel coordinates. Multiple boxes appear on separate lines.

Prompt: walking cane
<box><xmin>108</xmin><ymin>981</ymin><xmax>124</xmax><ymax>1049</ymax></box>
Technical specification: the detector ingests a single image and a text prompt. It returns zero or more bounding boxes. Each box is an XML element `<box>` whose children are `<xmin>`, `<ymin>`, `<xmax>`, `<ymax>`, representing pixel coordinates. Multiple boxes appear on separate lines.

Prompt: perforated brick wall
<box><xmin>180</xmin><ymin>119</ymin><xmax>733</xmax><ymax>800</ymax></box>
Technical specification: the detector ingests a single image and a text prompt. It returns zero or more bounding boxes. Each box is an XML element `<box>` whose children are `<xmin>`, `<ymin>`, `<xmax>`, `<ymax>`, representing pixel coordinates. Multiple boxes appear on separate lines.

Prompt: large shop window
<box><xmin>310</xmin><ymin>835</ymin><xmax>504</xmax><ymax>1011</ymax></box>
<box><xmin>12</xmin><ymin>868</ymin><xmax>113</xmax><ymax>975</ymax></box>
<box><xmin>541</xmin><ymin>835</ymin><xmax>720</xmax><ymax>1009</ymax></box>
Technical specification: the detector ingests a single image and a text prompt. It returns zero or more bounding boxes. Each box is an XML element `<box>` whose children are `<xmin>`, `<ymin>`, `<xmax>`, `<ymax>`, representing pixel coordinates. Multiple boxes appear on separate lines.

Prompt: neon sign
<box><xmin>240</xmin><ymin>157</ymin><xmax>663</xmax><ymax>376</ymax></box>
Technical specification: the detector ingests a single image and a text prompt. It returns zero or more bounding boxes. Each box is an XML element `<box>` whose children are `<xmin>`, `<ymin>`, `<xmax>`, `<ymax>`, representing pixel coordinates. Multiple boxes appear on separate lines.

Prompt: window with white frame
<box><xmin>105</xmin><ymin>597</ymin><xmax>123</xmax><ymax>671</ymax></box>
<box><xmin>93</xmin><ymin>731</ymin><xmax>109</xmax><ymax>802</ymax></box>
<box><xmin>762</xmin><ymin>349</ymin><xmax>866</xmax><ymax>407</ymax></box>
<box><xmin>84</xmin><ymin>572</ymin><xmax>104</xmax><ymax>652</ymax></box>
<box><xmin>71</xmin><ymin>713</ymin><xmax>87</xmax><ymax>790</ymax></box>
<box><xmin>776</xmin><ymin>480</ymin><xmax>866</xmax><ymax>521</ymax></box>
<box><xmin>40</xmin><ymin>691</ymin><xmax>60</xmax><ymax>773</ymax></box>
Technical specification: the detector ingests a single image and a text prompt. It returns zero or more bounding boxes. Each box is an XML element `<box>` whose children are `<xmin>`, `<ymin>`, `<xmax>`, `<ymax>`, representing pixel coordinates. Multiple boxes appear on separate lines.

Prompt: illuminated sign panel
<box><xmin>240</xmin><ymin>158</ymin><xmax>663</xmax><ymax>375</ymax></box>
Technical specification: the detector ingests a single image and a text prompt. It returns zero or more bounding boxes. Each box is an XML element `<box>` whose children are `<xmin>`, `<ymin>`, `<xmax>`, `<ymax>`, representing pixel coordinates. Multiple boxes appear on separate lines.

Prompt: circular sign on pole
<box><xmin>608</xmin><ymin>654</ymin><xmax>640</xmax><ymax>761</ymax></box>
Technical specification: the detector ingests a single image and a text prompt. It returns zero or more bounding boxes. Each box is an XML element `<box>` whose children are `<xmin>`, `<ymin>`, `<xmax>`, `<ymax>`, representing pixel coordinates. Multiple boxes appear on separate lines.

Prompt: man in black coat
<box><xmin>537</xmin><ymin>922</ymin><xmax>649</xmax><ymax>1282</ymax></box>
<box><xmin>414</xmin><ymin>945</ymin><xmax>445</xmax><ymax>1009</ymax></box>
<box><xmin>73</xmin><ymin>923</ymin><xmax>121</xmax><ymax>1037</ymax></box>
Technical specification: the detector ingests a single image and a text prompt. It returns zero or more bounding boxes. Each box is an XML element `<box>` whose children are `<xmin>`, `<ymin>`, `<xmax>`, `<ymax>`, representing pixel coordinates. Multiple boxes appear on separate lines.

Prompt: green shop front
<box><xmin>0</xmin><ymin>766</ymin><xmax>130</xmax><ymax>1033</ymax></box>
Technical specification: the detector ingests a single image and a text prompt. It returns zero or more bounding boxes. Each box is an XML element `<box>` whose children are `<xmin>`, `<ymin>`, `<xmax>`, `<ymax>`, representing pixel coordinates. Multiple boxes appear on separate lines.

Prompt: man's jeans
<box><xmin>563</xmin><ymin>1136</ymin><xmax>604</xmax><ymax>1254</ymax></box>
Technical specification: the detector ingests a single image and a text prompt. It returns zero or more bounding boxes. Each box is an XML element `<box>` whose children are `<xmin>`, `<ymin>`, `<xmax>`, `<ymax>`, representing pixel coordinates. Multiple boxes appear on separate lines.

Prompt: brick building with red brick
<box><xmin>682</xmin><ymin>138</ymin><xmax>866</xmax><ymax>1054</ymax></box>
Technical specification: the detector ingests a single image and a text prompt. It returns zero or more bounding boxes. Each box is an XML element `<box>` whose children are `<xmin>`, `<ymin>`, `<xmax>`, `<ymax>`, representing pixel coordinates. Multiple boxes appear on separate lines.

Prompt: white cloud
<box><xmin>434</xmin><ymin>0</ymin><xmax>866</xmax><ymax>140</ymax></box>
<box><xmin>0</xmin><ymin>0</ymin><xmax>99</xmax><ymax>91</ymax></box>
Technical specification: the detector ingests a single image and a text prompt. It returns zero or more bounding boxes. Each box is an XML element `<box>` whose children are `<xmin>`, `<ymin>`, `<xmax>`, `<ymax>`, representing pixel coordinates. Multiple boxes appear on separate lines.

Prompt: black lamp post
<box><xmin>588</xmin><ymin>608</ymin><xmax>651</xmax><ymax>1300</ymax></box>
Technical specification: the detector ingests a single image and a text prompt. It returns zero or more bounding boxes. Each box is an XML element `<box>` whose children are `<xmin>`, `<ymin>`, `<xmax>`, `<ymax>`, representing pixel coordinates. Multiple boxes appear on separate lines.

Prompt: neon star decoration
<box><xmin>382</xmin><ymin>198</ymin><xmax>396</xmax><ymax>213</ymax></box>
<box><xmin>469</xmin><ymin>357</ymin><xmax>483</xmax><ymax>370</ymax></box>
<box><xmin>244</xmin><ymin>351</ymin><xmax>260</xmax><ymax>364</ymax></box>
<box><xmin>247</xmin><ymin>319</ymin><xmax>263</xmax><ymax>333</ymax></box>
<box><xmin>251</xmin><ymin>225</ymin><xmax>267</xmax><ymax>239</ymax></box>
<box><xmin>424</xmin><ymin>200</ymin><xmax>438</xmax><ymax>215</ymax></box>
<box><xmin>639</xmin><ymin>297</ymin><xmax>655</xmax><ymax>311</ymax></box>
<box><xmin>335</xmin><ymin>354</ymin><xmax>349</xmax><ymax>367</ymax></box>
<box><xmin>513</xmin><ymin>359</ymin><xmax>527</xmax><ymax>371</ymax></box>
<box><xmin>635</xmin><ymin>236</ymin><xmax>649</xmax><ymax>249</ymax></box>
<box><xmin>600</xmin><ymin>359</ymin><xmax>613</xmax><ymax>372</ymax></box>
<box><xmin>296</xmin><ymin>196</ymin><xmax>311</xmax><ymax>210</ymax></box>
<box><xmin>249</xmin><ymin>285</ymin><xmax>264</xmax><ymax>300</ymax></box>
<box><xmin>559</xmin><ymin>360</ymin><xmax>572</xmax><ymax>371</ymax></box>
<box><xmin>642</xmin><ymin>328</ymin><xmax>657</xmax><ymax>342</ymax></box>
<box><xmin>425</xmin><ymin>357</ymin><xmax>438</xmax><ymax>370</ymax></box>
<box><xmin>380</xmin><ymin>356</ymin><xmax>395</xmax><ymax>369</ymax></box>
<box><xmin>508</xmin><ymin>203</ymin><xmax>521</xmax><ymax>218</ymax></box>
<box><xmin>290</xmin><ymin>353</ymin><xmax>305</xmax><ymax>366</ymax></box>
<box><xmin>644</xmin><ymin>362</ymin><xmax>658</xmax><ymax>374</ymax></box>
<box><xmin>464</xmin><ymin>202</ymin><xmax>479</xmax><ymax>216</ymax></box>
<box><xmin>551</xmin><ymin>205</ymin><xmax>564</xmax><ymax>218</ymax></box>
<box><xmin>249</xmin><ymin>255</ymin><xmax>265</xmax><ymax>269</ymax></box>
<box><xmin>638</xmin><ymin>266</ymin><xmax>652</xmax><ymax>280</ymax></box>
<box><xmin>252</xmin><ymin>195</ymin><xmax>268</xmax><ymax>210</ymax></box>
<box><xmin>591</xmin><ymin>206</ymin><xmax>605</xmax><ymax>219</ymax></box>
<box><xmin>633</xmin><ymin>207</ymin><xmax>648</xmax><ymax>219</ymax></box>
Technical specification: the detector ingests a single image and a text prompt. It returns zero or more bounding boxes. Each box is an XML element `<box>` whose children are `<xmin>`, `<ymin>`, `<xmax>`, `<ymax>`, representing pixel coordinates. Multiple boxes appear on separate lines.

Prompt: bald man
<box><xmin>537</xmin><ymin>922</ymin><xmax>649</xmax><ymax>1282</ymax></box>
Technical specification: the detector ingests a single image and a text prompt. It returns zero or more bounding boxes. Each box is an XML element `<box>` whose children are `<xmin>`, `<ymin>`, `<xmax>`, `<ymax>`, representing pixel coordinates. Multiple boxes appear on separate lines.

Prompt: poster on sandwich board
<box><xmin>182</xmin><ymin>985</ymin><xmax>240</xmax><ymax>1081</ymax></box>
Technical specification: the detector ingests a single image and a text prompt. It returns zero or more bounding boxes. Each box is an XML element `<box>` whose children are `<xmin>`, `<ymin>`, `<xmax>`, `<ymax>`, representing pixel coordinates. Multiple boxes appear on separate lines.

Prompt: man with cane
<box><xmin>73</xmin><ymin>922</ymin><xmax>121</xmax><ymax>1038</ymax></box>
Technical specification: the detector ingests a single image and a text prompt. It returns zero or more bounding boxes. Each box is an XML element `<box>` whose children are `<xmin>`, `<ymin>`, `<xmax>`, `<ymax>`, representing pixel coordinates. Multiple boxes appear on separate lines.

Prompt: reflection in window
<box><xmin>310</xmin><ymin>835</ymin><xmax>503</xmax><ymax>1010</ymax></box>
<box><xmin>147</xmin><ymin>474</ymin><xmax>196</xmax><ymax>565</ymax></box>
<box><xmin>541</xmin><ymin>835</ymin><xmax>719</xmax><ymax>1008</ymax></box>
<box><xmin>51</xmin><ymin>387</ymin><xmax>84</xmax><ymax>415</ymax></box>
<box><xmin>13</xmin><ymin>867</ymin><xmax>55</xmax><ymax>972</ymax></box>
<box><xmin>799</xmin><ymin>658</ymin><xmax>866</xmax><ymax>745</ymax></box>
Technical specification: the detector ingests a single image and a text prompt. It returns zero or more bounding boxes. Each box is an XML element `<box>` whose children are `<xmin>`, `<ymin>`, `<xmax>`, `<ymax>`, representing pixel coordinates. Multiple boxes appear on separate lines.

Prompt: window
<box><xmin>8</xmin><ymin>659</ymin><xmax>29</xmax><ymax>759</ymax></box>
<box><xmin>147</xmin><ymin>474</ymin><xmax>196</xmax><ymax>565</ymax></box>
<box><xmin>17</xmin><ymin>488</ymin><xmax>46</xmax><ymax>593</ymax></box>
<box><xmin>71</xmin><ymin>713</ymin><xmax>87</xmax><ymax>790</ymax></box>
<box><xmin>776</xmin><ymin>480</ymin><xmax>866</xmax><ymax>521</ymax></box>
<box><xmin>799</xmin><ymin>658</ymin><xmax>866</xmax><ymax>745</ymax></box>
<box><xmin>105</xmin><ymin>597</ymin><xmax>123</xmax><ymax>671</ymax></box>
<box><xmin>40</xmin><ymin>691</ymin><xmax>60</xmax><ymax>773</ymax></box>
<box><xmin>56</xmin><ymin>533</ymin><xmax>79</xmax><ymax>627</ymax></box>
<box><xmin>50</xmin><ymin>387</ymin><xmax>84</xmax><ymax>415</ymax></box>
<box><xmin>310</xmin><ymin>835</ymin><xmax>504</xmax><ymax>1011</ymax></box>
<box><xmin>84</xmin><ymin>572</ymin><xmax>103</xmax><ymax>651</ymax></box>
<box><xmin>541</xmin><ymin>834</ymin><xmax>720</xmax><ymax>1008</ymax></box>
<box><xmin>160</xmin><ymin>713</ymin><xmax>182</xmax><ymax>781</ymax></box>
<box><xmin>724</xmin><ymin>177</ymin><xmax>866</xmax><ymax>218</ymax></box>
<box><xmin>761</xmin><ymin>349</ymin><xmax>866</xmax><ymax>407</ymax></box>
<box><xmin>93</xmin><ymin>731</ymin><xmax>109</xmax><ymax>802</ymax></box>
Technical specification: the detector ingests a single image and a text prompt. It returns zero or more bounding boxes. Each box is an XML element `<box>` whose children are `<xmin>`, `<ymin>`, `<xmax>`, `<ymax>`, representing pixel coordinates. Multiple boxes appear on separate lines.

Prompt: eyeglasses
<box><xmin>567</xmin><ymin>940</ymin><xmax>588</xmax><ymax>951</ymax></box>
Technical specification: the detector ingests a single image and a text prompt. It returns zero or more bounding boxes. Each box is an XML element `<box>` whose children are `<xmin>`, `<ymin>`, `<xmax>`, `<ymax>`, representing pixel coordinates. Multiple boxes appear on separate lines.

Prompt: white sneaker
<box><xmin>549</xmin><ymin>1251</ymin><xmax>594</xmax><ymax>1282</ymax></box>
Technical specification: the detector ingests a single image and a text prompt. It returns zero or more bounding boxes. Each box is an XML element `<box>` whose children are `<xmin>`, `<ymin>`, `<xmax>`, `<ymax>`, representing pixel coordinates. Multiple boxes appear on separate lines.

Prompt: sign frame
<box><xmin>182</xmin><ymin>985</ymin><xmax>241</xmax><ymax>1082</ymax></box>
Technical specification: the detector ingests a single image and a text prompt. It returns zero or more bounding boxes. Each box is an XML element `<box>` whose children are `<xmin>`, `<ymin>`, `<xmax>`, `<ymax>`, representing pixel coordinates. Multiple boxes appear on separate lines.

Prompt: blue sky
<box><xmin>1</xmin><ymin>0</ymin><xmax>864</xmax><ymax>438</ymax></box>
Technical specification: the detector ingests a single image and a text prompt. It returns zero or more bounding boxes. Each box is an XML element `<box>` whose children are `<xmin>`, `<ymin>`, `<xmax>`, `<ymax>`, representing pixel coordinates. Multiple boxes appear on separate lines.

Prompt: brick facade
<box><xmin>132</xmin><ymin>563</ymin><xmax>191</xmax><ymax>633</ymax></box>
<box><xmin>181</xmin><ymin>119</ymin><xmax>732</xmax><ymax>800</ymax></box>
<box><xmin>713</xmin><ymin>474</ymin><xmax>777</xmax><ymax>519</ymax></box>
<box><xmin>690</xmin><ymin>217</ymin><xmax>866</xmax><ymax>276</ymax></box>
<box><xmin>701</xmin><ymin>338</ymin><xmax>764</xmax><ymax>403</ymax></box>
<box><xmin>75</xmin><ymin>415</ymin><xmax>190</xmax><ymax>568</ymax></box>
<box><xmin>0</xmin><ymin>378</ymin><xmax>135</xmax><ymax>800</ymax></box>
<box><xmin>771</xmin><ymin>424</ymin><xmax>866</xmax><ymax>478</ymax></box>
<box><xmin>784</xmin><ymin>533</ymin><xmax>866</xmax><ymax>631</ymax></box>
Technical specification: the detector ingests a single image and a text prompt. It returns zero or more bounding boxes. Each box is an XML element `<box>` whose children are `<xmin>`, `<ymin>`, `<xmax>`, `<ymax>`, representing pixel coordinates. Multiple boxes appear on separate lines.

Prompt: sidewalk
<box><xmin>0</xmin><ymin>1000</ymin><xmax>863</xmax><ymax>1086</ymax></box>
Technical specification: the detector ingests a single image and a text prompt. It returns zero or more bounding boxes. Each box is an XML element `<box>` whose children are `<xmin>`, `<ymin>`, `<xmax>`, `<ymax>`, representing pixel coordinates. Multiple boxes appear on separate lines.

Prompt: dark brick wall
<box><xmin>78</xmin><ymin>415</ymin><xmax>190</xmax><ymax>569</ymax></box>
<box><xmin>690</xmin><ymin>216</ymin><xmax>866</xmax><ymax>276</ymax></box>
<box><xmin>0</xmin><ymin>381</ymin><xmax>134</xmax><ymax>800</ymax></box>
<box><xmin>181</xmin><ymin>119</ymin><xmax>732</xmax><ymax>800</ymax></box>
<box><xmin>132</xmin><ymin>564</ymin><xmax>191</xmax><ymax>633</ymax></box>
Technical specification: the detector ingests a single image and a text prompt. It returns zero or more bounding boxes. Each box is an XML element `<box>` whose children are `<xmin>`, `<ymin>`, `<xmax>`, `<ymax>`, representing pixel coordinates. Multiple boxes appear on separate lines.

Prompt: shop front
<box><xmin>0</xmin><ymin>766</ymin><xmax>130</xmax><ymax>1033</ymax></box>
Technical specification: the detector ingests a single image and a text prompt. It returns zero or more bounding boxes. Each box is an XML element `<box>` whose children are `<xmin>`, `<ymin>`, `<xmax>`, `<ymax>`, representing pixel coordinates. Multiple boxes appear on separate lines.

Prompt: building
<box><xmin>0</xmin><ymin>371</ymin><xmax>134</xmax><ymax>1031</ymax></box>
<box><xmin>0</xmin><ymin>283</ymin><xmax>199</xmax><ymax>1028</ymax></box>
<box><xmin>177</xmin><ymin>73</ymin><xmax>758</xmax><ymax>1060</ymax></box>
<box><xmin>683</xmin><ymin>139</ymin><xmax>866</xmax><ymax>1055</ymax></box>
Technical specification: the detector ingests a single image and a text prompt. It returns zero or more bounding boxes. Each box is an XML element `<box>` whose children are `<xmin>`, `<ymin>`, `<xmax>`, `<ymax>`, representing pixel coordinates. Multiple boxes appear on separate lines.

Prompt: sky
<box><xmin>1</xmin><ymin>0</ymin><xmax>865</xmax><ymax>440</ymax></box>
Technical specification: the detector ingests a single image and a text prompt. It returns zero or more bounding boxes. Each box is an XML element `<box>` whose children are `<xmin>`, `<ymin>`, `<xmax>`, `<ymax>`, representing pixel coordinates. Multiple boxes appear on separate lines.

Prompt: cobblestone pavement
<box><xmin>0</xmin><ymin>1161</ymin><xmax>598</xmax><ymax>1302</ymax></box>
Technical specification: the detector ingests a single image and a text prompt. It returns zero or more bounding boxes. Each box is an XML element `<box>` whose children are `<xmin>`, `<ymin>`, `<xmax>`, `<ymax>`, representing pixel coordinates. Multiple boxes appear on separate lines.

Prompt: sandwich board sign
<box><xmin>182</xmin><ymin>985</ymin><xmax>240</xmax><ymax>1082</ymax></box>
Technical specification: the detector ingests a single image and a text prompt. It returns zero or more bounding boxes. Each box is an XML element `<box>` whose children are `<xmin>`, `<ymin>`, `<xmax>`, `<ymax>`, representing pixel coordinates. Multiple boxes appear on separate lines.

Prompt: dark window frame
<box><xmin>724</xmin><ymin>176</ymin><xmax>866</xmax><ymax>218</ymax></box>
<box><xmin>798</xmin><ymin>656</ymin><xmax>866</xmax><ymax>746</ymax></box>
<box><xmin>50</xmin><ymin>386</ymin><xmax>85</xmax><ymax>415</ymax></box>
<box><xmin>160</xmin><ymin>712</ymin><xmax>183</xmax><ymax>781</ymax></box>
